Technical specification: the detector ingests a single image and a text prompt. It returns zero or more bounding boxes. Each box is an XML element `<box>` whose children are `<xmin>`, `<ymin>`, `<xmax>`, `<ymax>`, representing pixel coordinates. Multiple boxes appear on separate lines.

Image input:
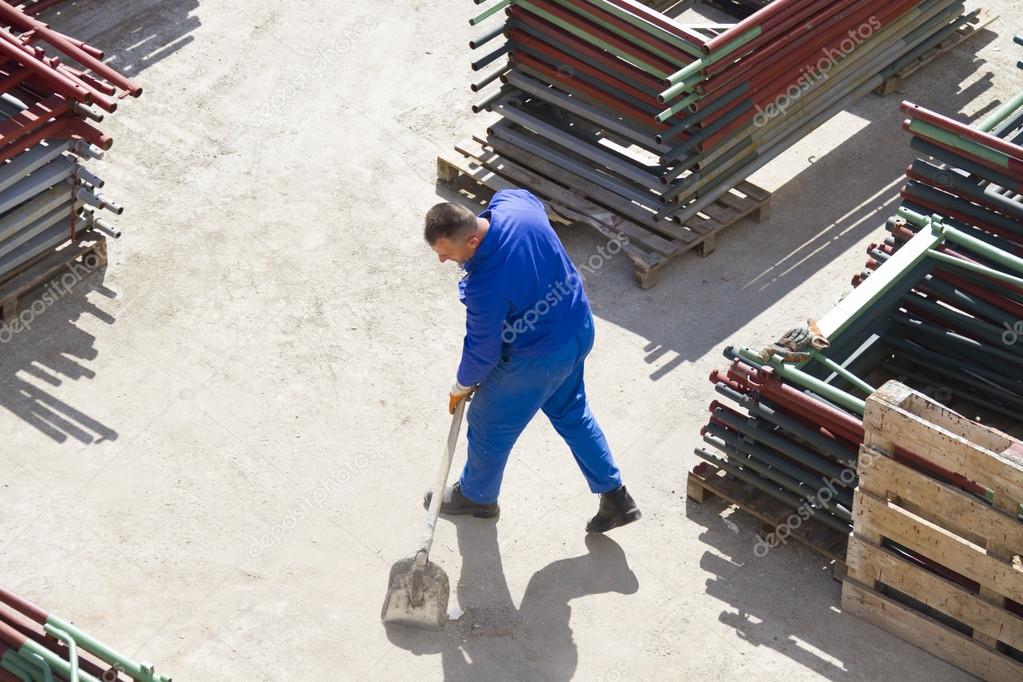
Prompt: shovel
<box><xmin>381</xmin><ymin>397</ymin><xmax>466</xmax><ymax>629</ymax></box>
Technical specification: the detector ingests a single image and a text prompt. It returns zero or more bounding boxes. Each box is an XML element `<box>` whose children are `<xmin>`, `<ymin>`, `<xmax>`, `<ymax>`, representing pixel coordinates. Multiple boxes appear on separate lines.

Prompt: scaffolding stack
<box><xmin>0</xmin><ymin>0</ymin><xmax>139</xmax><ymax>316</ymax></box>
<box><xmin>689</xmin><ymin>37</ymin><xmax>1023</xmax><ymax>581</ymax></box>
<box><xmin>445</xmin><ymin>0</ymin><xmax>993</xmax><ymax>286</ymax></box>
<box><xmin>1</xmin><ymin>586</ymin><xmax>171</xmax><ymax>682</ymax></box>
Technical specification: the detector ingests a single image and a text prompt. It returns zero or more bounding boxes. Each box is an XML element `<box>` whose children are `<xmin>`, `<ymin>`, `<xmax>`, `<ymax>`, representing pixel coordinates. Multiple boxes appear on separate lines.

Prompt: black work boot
<box><xmin>586</xmin><ymin>485</ymin><xmax>641</xmax><ymax>533</ymax></box>
<box><xmin>423</xmin><ymin>481</ymin><xmax>500</xmax><ymax>519</ymax></box>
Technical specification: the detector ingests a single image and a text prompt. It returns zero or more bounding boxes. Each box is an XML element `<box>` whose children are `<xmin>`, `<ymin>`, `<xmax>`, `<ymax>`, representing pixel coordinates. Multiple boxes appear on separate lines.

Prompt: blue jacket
<box><xmin>456</xmin><ymin>189</ymin><xmax>591</xmax><ymax>387</ymax></box>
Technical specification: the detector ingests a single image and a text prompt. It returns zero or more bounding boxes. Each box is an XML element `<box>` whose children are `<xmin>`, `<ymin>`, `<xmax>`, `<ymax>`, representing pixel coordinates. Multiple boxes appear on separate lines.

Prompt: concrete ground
<box><xmin>2</xmin><ymin>1</ymin><xmax>1022</xmax><ymax>679</ymax></box>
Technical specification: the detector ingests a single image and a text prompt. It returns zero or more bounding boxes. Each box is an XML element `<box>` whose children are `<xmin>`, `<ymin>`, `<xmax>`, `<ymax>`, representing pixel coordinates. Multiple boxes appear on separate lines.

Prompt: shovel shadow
<box><xmin>385</xmin><ymin>519</ymin><xmax>639</xmax><ymax>681</ymax></box>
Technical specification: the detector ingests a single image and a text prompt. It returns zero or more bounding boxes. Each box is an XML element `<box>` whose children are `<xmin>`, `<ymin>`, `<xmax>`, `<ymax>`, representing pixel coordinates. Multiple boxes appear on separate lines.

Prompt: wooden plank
<box><xmin>858</xmin><ymin>445</ymin><xmax>1023</xmax><ymax>553</ymax></box>
<box><xmin>863</xmin><ymin>383</ymin><xmax>1023</xmax><ymax>516</ymax></box>
<box><xmin>734</xmin><ymin>180</ymin><xmax>773</xmax><ymax>204</ymax></box>
<box><xmin>716</xmin><ymin>190</ymin><xmax>755</xmax><ymax>214</ymax></box>
<box><xmin>853</xmin><ymin>489</ymin><xmax>1023</xmax><ymax>604</ymax></box>
<box><xmin>842</xmin><ymin>578</ymin><xmax>1023</xmax><ymax>682</ymax></box>
<box><xmin>846</xmin><ymin>535</ymin><xmax>1023</xmax><ymax>650</ymax></box>
<box><xmin>688</xmin><ymin>464</ymin><xmax>847</xmax><ymax>564</ymax></box>
<box><xmin>875</xmin><ymin>8</ymin><xmax>1000</xmax><ymax>96</ymax></box>
<box><xmin>0</xmin><ymin>236</ymin><xmax>106</xmax><ymax>320</ymax></box>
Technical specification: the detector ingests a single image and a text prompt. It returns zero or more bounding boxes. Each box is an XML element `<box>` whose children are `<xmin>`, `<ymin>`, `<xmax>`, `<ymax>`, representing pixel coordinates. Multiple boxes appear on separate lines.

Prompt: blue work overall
<box><xmin>454</xmin><ymin>189</ymin><xmax>622</xmax><ymax>504</ymax></box>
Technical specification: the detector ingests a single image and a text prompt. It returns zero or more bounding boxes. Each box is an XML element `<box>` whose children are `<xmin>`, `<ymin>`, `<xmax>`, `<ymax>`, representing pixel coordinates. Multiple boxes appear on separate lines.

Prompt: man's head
<box><xmin>424</xmin><ymin>202</ymin><xmax>486</xmax><ymax>265</ymax></box>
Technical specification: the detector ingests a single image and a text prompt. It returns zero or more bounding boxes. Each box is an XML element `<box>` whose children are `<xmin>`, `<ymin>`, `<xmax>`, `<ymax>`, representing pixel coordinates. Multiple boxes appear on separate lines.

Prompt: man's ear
<box><xmin>467</xmin><ymin>235</ymin><xmax>480</xmax><ymax>248</ymax></box>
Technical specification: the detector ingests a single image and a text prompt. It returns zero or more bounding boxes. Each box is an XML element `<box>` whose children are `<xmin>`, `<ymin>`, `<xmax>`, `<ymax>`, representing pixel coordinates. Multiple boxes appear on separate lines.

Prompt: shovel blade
<box><xmin>381</xmin><ymin>557</ymin><xmax>450</xmax><ymax>630</ymax></box>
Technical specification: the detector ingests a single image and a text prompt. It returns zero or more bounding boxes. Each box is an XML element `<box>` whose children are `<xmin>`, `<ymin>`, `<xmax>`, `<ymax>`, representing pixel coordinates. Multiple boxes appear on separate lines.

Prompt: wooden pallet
<box><xmin>437</xmin><ymin>134</ymin><xmax>771</xmax><ymax>289</ymax></box>
<box><xmin>842</xmin><ymin>382</ymin><xmax>1023</xmax><ymax>681</ymax></box>
<box><xmin>876</xmin><ymin>6</ymin><xmax>998</xmax><ymax>96</ymax></box>
<box><xmin>687</xmin><ymin>461</ymin><xmax>849</xmax><ymax>579</ymax></box>
<box><xmin>0</xmin><ymin>234</ymin><xmax>107</xmax><ymax>322</ymax></box>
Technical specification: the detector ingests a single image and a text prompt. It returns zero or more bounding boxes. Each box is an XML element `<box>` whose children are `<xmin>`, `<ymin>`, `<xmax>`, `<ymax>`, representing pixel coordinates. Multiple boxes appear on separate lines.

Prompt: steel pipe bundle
<box><xmin>695</xmin><ymin>49</ymin><xmax>1023</xmax><ymax>537</ymax></box>
<box><xmin>0</xmin><ymin>1</ymin><xmax>138</xmax><ymax>281</ymax></box>
<box><xmin>469</xmin><ymin>0</ymin><xmax>979</xmax><ymax>231</ymax></box>
<box><xmin>0</xmin><ymin>586</ymin><xmax>171</xmax><ymax>682</ymax></box>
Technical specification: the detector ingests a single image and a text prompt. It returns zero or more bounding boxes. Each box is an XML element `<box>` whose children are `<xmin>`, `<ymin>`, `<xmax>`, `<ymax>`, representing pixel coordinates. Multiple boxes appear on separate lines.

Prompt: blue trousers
<box><xmin>459</xmin><ymin>315</ymin><xmax>622</xmax><ymax>504</ymax></box>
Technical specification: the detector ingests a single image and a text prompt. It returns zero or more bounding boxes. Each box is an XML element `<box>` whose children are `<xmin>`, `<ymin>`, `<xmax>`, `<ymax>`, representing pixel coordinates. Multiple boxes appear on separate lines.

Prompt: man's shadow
<box><xmin>385</xmin><ymin>519</ymin><xmax>639</xmax><ymax>680</ymax></box>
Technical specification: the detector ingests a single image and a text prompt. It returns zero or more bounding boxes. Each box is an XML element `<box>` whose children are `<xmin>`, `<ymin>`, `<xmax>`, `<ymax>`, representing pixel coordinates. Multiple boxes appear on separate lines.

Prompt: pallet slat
<box><xmin>843</xmin><ymin>381</ymin><xmax>1023</xmax><ymax>681</ymax></box>
<box><xmin>0</xmin><ymin>234</ymin><xmax>106</xmax><ymax>321</ymax></box>
<box><xmin>687</xmin><ymin>462</ymin><xmax>848</xmax><ymax>573</ymax></box>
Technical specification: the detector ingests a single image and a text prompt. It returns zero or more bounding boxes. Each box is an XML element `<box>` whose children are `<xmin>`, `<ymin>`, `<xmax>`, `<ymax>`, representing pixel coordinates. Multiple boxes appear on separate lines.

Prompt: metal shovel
<box><xmin>380</xmin><ymin>397</ymin><xmax>466</xmax><ymax>629</ymax></box>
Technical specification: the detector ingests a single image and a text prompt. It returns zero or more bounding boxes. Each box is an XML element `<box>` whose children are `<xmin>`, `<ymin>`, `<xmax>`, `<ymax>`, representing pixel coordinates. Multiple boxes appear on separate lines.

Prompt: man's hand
<box><xmin>449</xmin><ymin>381</ymin><xmax>476</xmax><ymax>414</ymax></box>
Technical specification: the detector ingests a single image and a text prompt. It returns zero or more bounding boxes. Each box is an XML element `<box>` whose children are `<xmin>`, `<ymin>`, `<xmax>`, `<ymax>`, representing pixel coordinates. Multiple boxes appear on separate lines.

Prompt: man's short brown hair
<box><xmin>424</xmin><ymin>202</ymin><xmax>476</xmax><ymax>244</ymax></box>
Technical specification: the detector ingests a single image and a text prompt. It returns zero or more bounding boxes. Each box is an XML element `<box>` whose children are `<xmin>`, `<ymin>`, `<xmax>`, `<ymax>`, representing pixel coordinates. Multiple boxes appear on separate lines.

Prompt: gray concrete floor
<box><xmin>2</xmin><ymin>1</ymin><xmax>1023</xmax><ymax>680</ymax></box>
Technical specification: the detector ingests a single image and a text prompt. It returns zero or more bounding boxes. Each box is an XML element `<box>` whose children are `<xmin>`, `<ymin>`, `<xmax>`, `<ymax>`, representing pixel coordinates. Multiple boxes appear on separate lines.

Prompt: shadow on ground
<box><xmin>386</xmin><ymin>521</ymin><xmax>639</xmax><ymax>681</ymax></box>
<box><xmin>0</xmin><ymin>266</ymin><xmax>117</xmax><ymax>444</ymax></box>
<box><xmin>682</xmin><ymin>496</ymin><xmax>971</xmax><ymax>680</ymax></box>
<box><xmin>38</xmin><ymin>0</ymin><xmax>200</xmax><ymax>75</ymax></box>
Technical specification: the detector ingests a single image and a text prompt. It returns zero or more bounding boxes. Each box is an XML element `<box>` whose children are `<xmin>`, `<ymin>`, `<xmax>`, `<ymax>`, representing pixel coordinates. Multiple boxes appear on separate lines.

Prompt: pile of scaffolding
<box><xmin>468</xmin><ymin>0</ymin><xmax>982</xmax><ymax>228</ymax></box>
<box><xmin>694</xmin><ymin>38</ymin><xmax>1023</xmax><ymax>537</ymax></box>
<box><xmin>0</xmin><ymin>0</ymin><xmax>138</xmax><ymax>283</ymax></box>
<box><xmin>1</xmin><ymin>586</ymin><xmax>171</xmax><ymax>682</ymax></box>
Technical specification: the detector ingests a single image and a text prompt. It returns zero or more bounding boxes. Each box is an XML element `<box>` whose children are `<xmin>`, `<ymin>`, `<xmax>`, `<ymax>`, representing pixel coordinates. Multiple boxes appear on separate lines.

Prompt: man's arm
<box><xmin>456</xmin><ymin>287</ymin><xmax>510</xmax><ymax>388</ymax></box>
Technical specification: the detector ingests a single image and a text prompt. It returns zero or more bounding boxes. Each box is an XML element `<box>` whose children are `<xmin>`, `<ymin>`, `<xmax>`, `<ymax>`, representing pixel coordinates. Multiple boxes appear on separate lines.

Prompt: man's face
<box><xmin>430</xmin><ymin>234</ymin><xmax>480</xmax><ymax>265</ymax></box>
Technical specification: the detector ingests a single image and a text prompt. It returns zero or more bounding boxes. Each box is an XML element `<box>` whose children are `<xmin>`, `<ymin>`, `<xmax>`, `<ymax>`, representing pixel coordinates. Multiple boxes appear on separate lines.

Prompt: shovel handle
<box><xmin>418</xmin><ymin>397</ymin><xmax>467</xmax><ymax>559</ymax></box>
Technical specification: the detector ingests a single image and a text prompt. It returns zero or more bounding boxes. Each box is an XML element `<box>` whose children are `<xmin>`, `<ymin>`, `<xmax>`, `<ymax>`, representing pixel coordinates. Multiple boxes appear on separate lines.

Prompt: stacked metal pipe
<box><xmin>469</xmin><ymin>0</ymin><xmax>979</xmax><ymax>230</ymax></box>
<box><xmin>694</xmin><ymin>41</ymin><xmax>1023</xmax><ymax>536</ymax></box>
<box><xmin>0</xmin><ymin>1</ymin><xmax>139</xmax><ymax>281</ymax></box>
<box><xmin>1</xmin><ymin>586</ymin><xmax>171</xmax><ymax>682</ymax></box>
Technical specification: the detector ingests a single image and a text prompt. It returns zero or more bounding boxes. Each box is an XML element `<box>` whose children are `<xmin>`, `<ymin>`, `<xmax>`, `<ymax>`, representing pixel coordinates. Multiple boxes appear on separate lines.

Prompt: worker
<box><xmin>423</xmin><ymin>189</ymin><xmax>640</xmax><ymax>533</ymax></box>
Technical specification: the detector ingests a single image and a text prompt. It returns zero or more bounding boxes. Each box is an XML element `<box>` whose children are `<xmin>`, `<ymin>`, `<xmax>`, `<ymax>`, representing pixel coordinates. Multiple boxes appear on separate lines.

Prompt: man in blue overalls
<box><xmin>423</xmin><ymin>189</ymin><xmax>640</xmax><ymax>533</ymax></box>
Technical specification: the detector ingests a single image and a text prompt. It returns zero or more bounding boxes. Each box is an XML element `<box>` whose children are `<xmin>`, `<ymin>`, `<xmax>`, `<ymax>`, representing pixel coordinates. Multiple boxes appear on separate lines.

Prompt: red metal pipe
<box><xmin>509</xmin><ymin>7</ymin><xmax>664</xmax><ymax>90</ymax></box>
<box><xmin>0</xmin><ymin>2</ymin><xmax>141</xmax><ymax>96</ymax></box>
<box><xmin>603</xmin><ymin>0</ymin><xmax>706</xmax><ymax>47</ymax></box>
<box><xmin>903</xmin><ymin>100</ymin><xmax>1023</xmax><ymax>164</ymax></box>
<box><xmin>703</xmin><ymin>0</ymin><xmax>809</xmax><ymax>54</ymax></box>
<box><xmin>519</xmin><ymin>0</ymin><xmax>680</xmax><ymax>77</ymax></box>
<box><xmin>905</xmin><ymin>122</ymin><xmax>1023</xmax><ymax>183</ymax></box>
<box><xmin>0</xmin><ymin>29</ymin><xmax>90</xmax><ymax>102</ymax></box>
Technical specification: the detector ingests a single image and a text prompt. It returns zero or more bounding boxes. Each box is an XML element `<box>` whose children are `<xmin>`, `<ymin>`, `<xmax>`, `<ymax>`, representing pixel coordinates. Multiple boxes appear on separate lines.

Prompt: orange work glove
<box><xmin>449</xmin><ymin>381</ymin><xmax>476</xmax><ymax>414</ymax></box>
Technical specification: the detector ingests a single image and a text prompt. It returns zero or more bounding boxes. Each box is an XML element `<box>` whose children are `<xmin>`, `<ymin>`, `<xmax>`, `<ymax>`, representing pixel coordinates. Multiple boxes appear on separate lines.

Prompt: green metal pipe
<box><xmin>11</xmin><ymin>641</ymin><xmax>99</xmax><ymax>682</ymax></box>
<box><xmin>978</xmin><ymin>88</ymin><xmax>1023</xmax><ymax>132</ymax></box>
<box><xmin>43</xmin><ymin>614</ymin><xmax>170</xmax><ymax>682</ymax></box>
<box><xmin>19</xmin><ymin>652</ymin><xmax>53</xmax><ymax>682</ymax></box>
<box><xmin>736</xmin><ymin>346</ymin><xmax>867</xmax><ymax>414</ymax></box>
<box><xmin>655</xmin><ymin>90</ymin><xmax>700</xmax><ymax>123</ymax></box>
<box><xmin>42</xmin><ymin>626</ymin><xmax>77</xmax><ymax>682</ymax></box>
<box><xmin>907</xmin><ymin>118</ymin><xmax>1023</xmax><ymax>170</ymax></box>
<box><xmin>810</xmin><ymin>352</ymin><xmax>876</xmax><ymax>396</ymax></box>
<box><xmin>1</xmin><ymin>653</ymin><xmax>33</xmax><ymax>682</ymax></box>
<box><xmin>926</xmin><ymin>250</ymin><xmax>1023</xmax><ymax>288</ymax></box>
<box><xmin>470</xmin><ymin>0</ymin><xmax>510</xmax><ymax>26</ymax></box>
<box><xmin>662</xmin><ymin>26</ymin><xmax>761</xmax><ymax>87</ymax></box>
<box><xmin>933</xmin><ymin>220</ymin><xmax>1023</xmax><ymax>275</ymax></box>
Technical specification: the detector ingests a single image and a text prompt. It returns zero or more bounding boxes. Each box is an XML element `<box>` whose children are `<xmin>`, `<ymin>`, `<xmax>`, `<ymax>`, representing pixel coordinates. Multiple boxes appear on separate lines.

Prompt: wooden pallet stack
<box><xmin>842</xmin><ymin>381</ymin><xmax>1023</xmax><ymax>681</ymax></box>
